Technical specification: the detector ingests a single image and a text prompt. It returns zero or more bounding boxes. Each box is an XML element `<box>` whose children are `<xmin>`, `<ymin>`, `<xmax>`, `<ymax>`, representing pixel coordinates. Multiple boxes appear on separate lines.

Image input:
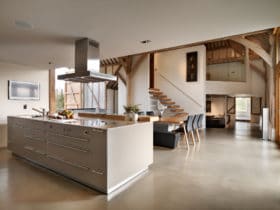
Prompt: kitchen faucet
<box><xmin>32</xmin><ymin>108</ymin><xmax>47</xmax><ymax>117</ymax></box>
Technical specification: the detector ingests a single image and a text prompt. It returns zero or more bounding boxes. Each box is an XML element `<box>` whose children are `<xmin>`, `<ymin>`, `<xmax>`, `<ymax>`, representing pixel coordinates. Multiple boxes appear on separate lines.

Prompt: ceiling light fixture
<box><xmin>140</xmin><ymin>40</ymin><xmax>152</xmax><ymax>44</ymax></box>
<box><xmin>15</xmin><ymin>20</ymin><xmax>33</xmax><ymax>30</ymax></box>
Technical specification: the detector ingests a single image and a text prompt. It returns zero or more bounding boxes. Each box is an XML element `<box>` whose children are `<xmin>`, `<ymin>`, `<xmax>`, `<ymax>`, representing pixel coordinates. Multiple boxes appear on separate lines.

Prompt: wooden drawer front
<box><xmin>87</xmin><ymin>131</ymin><xmax>107</xmax><ymax>175</ymax></box>
<box><xmin>46</xmin><ymin>155</ymin><xmax>106</xmax><ymax>192</ymax></box>
<box><xmin>46</xmin><ymin>122</ymin><xmax>64</xmax><ymax>135</ymax></box>
<box><xmin>24</xmin><ymin>137</ymin><xmax>46</xmax><ymax>154</ymax></box>
<box><xmin>8</xmin><ymin>126</ymin><xmax>24</xmax><ymax>142</ymax></box>
<box><xmin>47</xmin><ymin>133</ymin><xmax>90</xmax><ymax>151</ymax></box>
<box><xmin>8</xmin><ymin>142</ymin><xmax>25</xmax><ymax>156</ymax></box>
<box><xmin>63</xmin><ymin>125</ymin><xmax>101</xmax><ymax>141</ymax></box>
<box><xmin>29</xmin><ymin>120</ymin><xmax>45</xmax><ymax>129</ymax></box>
<box><xmin>24</xmin><ymin>128</ymin><xmax>45</xmax><ymax>141</ymax></box>
<box><xmin>47</xmin><ymin>141</ymin><xmax>91</xmax><ymax>168</ymax></box>
<box><xmin>23</xmin><ymin>144</ymin><xmax>47</xmax><ymax>165</ymax></box>
<box><xmin>11</xmin><ymin>118</ymin><xmax>25</xmax><ymax>128</ymax></box>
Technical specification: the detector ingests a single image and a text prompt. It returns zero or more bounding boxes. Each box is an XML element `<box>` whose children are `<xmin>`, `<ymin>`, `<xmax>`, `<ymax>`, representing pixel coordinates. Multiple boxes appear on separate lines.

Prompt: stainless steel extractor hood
<box><xmin>58</xmin><ymin>38</ymin><xmax>117</xmax><ymax>83</ymax></box>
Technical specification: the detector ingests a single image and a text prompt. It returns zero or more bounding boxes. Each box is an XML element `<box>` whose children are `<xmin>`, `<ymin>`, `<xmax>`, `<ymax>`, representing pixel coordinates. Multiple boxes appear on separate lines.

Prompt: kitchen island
<box><xmin>7</xmin><ymin>115</ymin><xmax>153</xmax><ymax>194</ymax></box>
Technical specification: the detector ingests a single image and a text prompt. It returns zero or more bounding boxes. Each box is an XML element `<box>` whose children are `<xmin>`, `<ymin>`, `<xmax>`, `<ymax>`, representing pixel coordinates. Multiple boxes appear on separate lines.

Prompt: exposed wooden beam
<box><xmin>49</xmin><ymin>69</ymin><xmax>56</xmax><ymax>114</ymax></box>
<box><xmin>275</xmin><ymin>62</ymin><xmax>280</xmax><ymax>142</ymax></box>
<box><xmin>230</xmin><ymin>36</ymin><xmax>273</xmax><ymax>67</ymax></box>
<box><xmin>118</xmin><ymin>57</ymin><xmax>128</xmax><ymax>73</ymax></box>
<box><xmin>273</xmin><ymin>27</ymin><xmax>279</xmax><ymax>35</ymax></box>
<box><xmin>113</xmin><ymin>64</ymin><xmax>122</xmax><ymax>75</ymax></box>
<box><xmin>117</xmin><ymin>72</ymin><xmax>126</xmax><ymax>86</ymax></box>
<box><xmin>250</xmin><ymin>63</ymin><xmax>265</xmax><ymax>80</ymax></box>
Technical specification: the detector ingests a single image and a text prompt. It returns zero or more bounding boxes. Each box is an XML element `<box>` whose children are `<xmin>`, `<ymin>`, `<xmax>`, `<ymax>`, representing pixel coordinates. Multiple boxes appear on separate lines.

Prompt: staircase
<box><xmin>149</xmin><ymin>88</ymin><xmax>188</xmax><ymax>119</ymax></box>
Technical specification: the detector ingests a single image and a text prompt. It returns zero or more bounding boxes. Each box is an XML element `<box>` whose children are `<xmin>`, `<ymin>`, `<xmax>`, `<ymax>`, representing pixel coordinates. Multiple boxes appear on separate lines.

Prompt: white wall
<box><xmin>208</xmin><ymin>96</ymin><xmax>226</xmax><ymax>116</ymax></box>
<box><xmin>0</xmin><ymin>62</ymin><xmax>49</xmax><ymax>121</ymax></box>
<box><xmin>130</xmin><ymin>55</ymin><xmax>150</xmax><ymax>112</ymax></box>
<box><xmin>118</xmin><ymin>67</ymin><xmax>127</xmax><ymax>114</ymax></box>
<box><xmin>206</xmin><ymin>59</ymin><xmax>265</xmax><ymax>100</ymax></box>
<box><xmin>207</xmin><ymin>62</ymin><xmax>246</xmax><ymax>81</ymax></box>
<box><xmin>155</xmin><ymin>45</ymin><xmax>206</xmax><ymax>115</ymax></box>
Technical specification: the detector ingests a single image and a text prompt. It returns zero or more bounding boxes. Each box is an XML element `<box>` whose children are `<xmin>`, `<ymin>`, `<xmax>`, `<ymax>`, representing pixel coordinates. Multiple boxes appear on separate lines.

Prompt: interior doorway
<box><xmin>235</xmin><ymin>97</ymin><xmax>251</xmax><ymax>121</ymax></box>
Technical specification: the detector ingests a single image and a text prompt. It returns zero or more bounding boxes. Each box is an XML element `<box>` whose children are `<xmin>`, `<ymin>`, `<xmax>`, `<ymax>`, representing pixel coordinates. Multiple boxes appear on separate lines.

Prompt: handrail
<box><xmin>159</xmin><ymin>73</ymin><xmax>203</xmax><ymax>108</ymax></box>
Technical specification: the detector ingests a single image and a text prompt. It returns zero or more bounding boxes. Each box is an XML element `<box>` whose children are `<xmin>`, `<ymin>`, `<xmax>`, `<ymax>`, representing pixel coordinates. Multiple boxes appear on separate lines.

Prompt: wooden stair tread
<box><xmin>171</xmin><ymin>108</ymin><xmax>184</xmax><ymax>112</ymax></box>
<box><xmin>150</xmin><ymin>92</ymin><xmax>164</xmax><ymax>96</ymax></box>
<box><xmin>157</xmin><ymin>95</ymin><xmax>168</xmax><ymax>99</ymax></box>
<box><xmin>149</xmin><ymin>88</ymin><xmax>160</xmax><ymax>91</ymax></box>
<box><xmin>168</xmin><ymin>105</ymin><xmax>180</xmax><ymax>109</ymax></box>
<box><xmin>174</xmin><ymin>113</ymin><xmax>188</xmax><ymax>118</ymax></box>
<box><xmin>160</xmin><ymin>98</ymin><xmax>172</xmax><ymax>102</ymax></box>
<box><xmin>161</xmin><ymin>101</ymin><xmax>175</xmax><ymax>105</ymax></box>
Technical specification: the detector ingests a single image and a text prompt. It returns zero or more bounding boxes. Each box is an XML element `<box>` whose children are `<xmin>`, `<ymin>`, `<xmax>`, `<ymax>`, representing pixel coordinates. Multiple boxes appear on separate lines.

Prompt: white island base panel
<box><xmin>107</xmin><ymin>123</ymin><xmax>153</xmax><ymax>193</ymax></box>
<box><xmin>7</xmin><ymin>116</ymin><xmax>153</xmax><ymax>194</ymax></box>
<box><xmin>108</xmin><ymin>167</ymin><xmax>148</xmax><ymax>194</ymax></box>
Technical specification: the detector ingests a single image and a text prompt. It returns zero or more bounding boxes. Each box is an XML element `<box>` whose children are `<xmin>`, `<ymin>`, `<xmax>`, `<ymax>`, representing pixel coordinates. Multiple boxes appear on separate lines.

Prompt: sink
<box><xmin>48</xmin><ymin>118</ymin><xmax>78</xmax><ymax>123</ymax></box>
<box><xmin>32</xmin><ymin>115</ymin><xmax>43</xmax><ymax>118</ymax></box>
<box><xmin>20</xmin><ymin>115</ymin><xmax>43</xmax><ymax>118</ymax></box>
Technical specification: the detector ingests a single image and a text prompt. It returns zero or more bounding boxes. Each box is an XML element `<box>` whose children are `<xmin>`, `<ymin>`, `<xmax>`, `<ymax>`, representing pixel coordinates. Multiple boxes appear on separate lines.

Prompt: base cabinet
<box><xmin>8</xmin><ymin>117</ymin><xmax>107</xmax><ymax>192</ymax></box>
<box><xmin>7</xmin><ymin>116</ymin><xmax>153</xmax><ymax>194</ymax></box>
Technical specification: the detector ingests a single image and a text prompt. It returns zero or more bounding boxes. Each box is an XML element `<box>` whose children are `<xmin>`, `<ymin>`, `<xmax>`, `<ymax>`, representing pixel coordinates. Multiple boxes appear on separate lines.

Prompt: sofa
<box><xmin>206</xmin><ymin>115</ymin><xmax>230</xmax><ymax>128</ymax></box>
<box><xmin>153</xmin><ymin>122</ymin><xmax>181</xmax><ymax>149</ymax></box>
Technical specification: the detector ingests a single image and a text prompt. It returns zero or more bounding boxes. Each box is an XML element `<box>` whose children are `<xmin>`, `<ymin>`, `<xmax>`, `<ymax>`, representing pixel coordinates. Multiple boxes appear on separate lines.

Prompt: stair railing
<box><xmin>159</xmin><ymin>73</ymin><xmax>203</xmax><ymax>108</ymax></box>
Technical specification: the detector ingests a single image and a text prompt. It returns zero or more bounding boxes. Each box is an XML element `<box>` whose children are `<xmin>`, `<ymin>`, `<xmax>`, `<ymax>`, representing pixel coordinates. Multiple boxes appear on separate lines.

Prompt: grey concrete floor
<box><xmin>0</xmin><ymin>122</ymin><xmax>280</xmax><ymax>210</ymax></box>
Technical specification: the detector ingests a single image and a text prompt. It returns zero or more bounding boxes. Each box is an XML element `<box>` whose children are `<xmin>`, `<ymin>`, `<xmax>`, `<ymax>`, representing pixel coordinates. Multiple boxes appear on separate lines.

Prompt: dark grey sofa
<box><xmin>153</xmin><ymin>122</ymin><xmax>181</xmax><ymax>149</ymax></box>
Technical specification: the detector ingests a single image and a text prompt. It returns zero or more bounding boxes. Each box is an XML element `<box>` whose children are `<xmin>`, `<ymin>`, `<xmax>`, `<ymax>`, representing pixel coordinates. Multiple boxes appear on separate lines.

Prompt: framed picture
<box><xmin>8</xmin><ymin>80</ymin><xmax>40</xmax><ymax>100</ymax></box>
<box><xmin>186</xmin><ymin>51</ymin><xmax>198</xmax><ymax>82</ymax></box>
<box><xmin>251</xmin><ymin>97</ymin><xmax>262</xmax><ymax>114</ymax></box>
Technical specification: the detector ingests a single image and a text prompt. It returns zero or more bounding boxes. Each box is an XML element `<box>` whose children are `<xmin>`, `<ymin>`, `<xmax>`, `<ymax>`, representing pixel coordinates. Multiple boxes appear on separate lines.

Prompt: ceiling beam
<box><xmin>250</xmin><ymin>63</ymin><xmax>265</xmax><ymax>80</ymax></box>
<box><xmin>230</xmin><ymin>36</ymin><xmax>272</xmax><ymax>67</ymax></box>
<box><xmin>113</xmin><ymin>64</ymin><xmax>122</xmax><ymax>75</ymax></box>
<box><xmin>117</xmin><ymin>72</ymin><xmax>126</xmax><ymax>86</ymax></box>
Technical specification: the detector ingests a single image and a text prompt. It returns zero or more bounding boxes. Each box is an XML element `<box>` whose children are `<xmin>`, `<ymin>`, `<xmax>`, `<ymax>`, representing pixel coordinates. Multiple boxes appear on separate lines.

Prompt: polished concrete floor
<box><xmin>1</xmin><ymin>122</ymin><xmax>280</xmax><ymax>210</ymax></box>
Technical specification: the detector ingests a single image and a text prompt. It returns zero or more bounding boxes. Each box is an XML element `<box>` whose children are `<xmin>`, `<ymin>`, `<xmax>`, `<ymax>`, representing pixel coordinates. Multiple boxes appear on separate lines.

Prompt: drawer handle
<box><xmin>25</xmin><ymin>136</ymin><xmax>45</xmax><ymax>142</ymax></box>
<box><xmin>83</xmin><ymin>130</ymin><xmax>89</xmax><ymax>135</ymax></box>
<box><xmin>35</xmin><ymin>150</ymin><xmax>46</xmax><ymax>155</ymax></box>
<box><xmin>91</xmin><ymin>169</ymin><xmax>104</xmax><ymax>175</ymax></box>
<box><xmin>48</xmin><ymin>142</ymin><xmax>89</xmax><ymax>153</ymax></box>
<box><xmin>92</xmin><ymin>128</ymin><xmax>104</xmax><ymax>133</ymax></box>
<box><xmin>24</xmin><ymin>145</ymin><xmax>34</xmax><ymax>151</ymax></box>
<box><xmin>47</xmin><ymin>155</ymin><xmax>89</xmax><ymax>171</ymax></box>
<box><xmin>49</xmin><ymin>133</ymin><xmax>89</xmax><ymax>142</ymax></box>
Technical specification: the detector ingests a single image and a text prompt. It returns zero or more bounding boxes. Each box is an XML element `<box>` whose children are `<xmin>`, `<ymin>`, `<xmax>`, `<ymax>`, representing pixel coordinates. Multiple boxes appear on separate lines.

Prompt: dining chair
<box><xmin>185</xmin><ymin>115</ymin><xmax>196</xmax><ymax>146</ymax></box>
<box><xmin>195</xmin><ymin>114</ymin><xmax>204</xmax><ymax>142</ymax></box>
<box><xmin>192</xmin><ymin>114</ymin><xmax>200</xmax><ymax>142</ymax></box>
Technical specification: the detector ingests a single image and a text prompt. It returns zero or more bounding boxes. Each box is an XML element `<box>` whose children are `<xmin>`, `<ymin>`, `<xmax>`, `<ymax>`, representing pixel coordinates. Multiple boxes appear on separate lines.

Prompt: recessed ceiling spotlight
<box><xmin>140</xmin><ymin>40</ymin><xmax>152</xmax><ymax>44</ymax></box>
<box><xmin>15</xmin><ymin>20</ymin><xmax>33</xmax><ymax>30</ymax></box>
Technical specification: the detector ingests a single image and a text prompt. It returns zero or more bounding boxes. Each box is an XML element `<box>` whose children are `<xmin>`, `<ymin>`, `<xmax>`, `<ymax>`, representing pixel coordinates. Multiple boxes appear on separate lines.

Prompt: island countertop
<box><xmin>13</xmin><ymin>115</ymin><xmax>151</xmax><ymax>130</ymax></box>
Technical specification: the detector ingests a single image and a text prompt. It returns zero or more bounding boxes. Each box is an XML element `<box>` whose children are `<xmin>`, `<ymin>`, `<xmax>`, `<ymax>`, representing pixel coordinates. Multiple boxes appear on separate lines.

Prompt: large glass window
<box><xmin>235</xmin><ymin>97</ymin><xmax>251</xmax><ymax>120</ymax></box>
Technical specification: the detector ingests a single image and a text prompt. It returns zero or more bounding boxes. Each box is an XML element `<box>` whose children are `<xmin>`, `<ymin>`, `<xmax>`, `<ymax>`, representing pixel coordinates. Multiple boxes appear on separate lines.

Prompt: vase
<box><xmin>124</xmin><ymin>112</ymin><xmax>131</xmax><ymax>121</ymax></box>
<box><xmin>132</xmin><ymin>113</ymin><xmax>138</xmax><ymax>122</ymax></box>
<box><xmin>124</xmin><ymin>112</ymin><xmax>138</xmax><ymax>122</ymax></box>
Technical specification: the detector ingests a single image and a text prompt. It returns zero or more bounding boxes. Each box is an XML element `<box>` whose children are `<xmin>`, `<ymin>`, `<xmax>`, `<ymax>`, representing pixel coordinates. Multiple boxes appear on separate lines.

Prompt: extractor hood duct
<box><xmin>58</xmin><ymin>38</ymin><xmax>117</xmax><ymax>83</ymax></box>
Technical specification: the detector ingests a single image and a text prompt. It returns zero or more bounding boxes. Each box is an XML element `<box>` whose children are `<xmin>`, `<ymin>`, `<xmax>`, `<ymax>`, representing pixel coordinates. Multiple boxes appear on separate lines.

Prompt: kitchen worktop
<box><xmin>8</xmin><ymin>115</ymin><xmax>153</xmax><ymax>193</ymax></box>
<box><xmin>15</xmin><ymin>115</ymin><xmax>147</xmax><ymax>130</ymax></box>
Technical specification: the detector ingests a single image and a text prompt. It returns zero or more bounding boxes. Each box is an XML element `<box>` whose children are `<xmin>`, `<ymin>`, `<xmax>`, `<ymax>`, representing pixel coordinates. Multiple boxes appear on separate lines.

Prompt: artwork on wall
<box><xmin>251</xmin><ymin>97</ymin><xmax>262</xmax><ymax>115</ymax></box>
<box><xmin>8</xmin><ymin>80</ymin><xmax>40</xmax><ymax>100</ymax></box>
<box><xmin>186</xmin><ymin>51</ymin><xmax>198</xmax><ymax>82</ymax></box>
